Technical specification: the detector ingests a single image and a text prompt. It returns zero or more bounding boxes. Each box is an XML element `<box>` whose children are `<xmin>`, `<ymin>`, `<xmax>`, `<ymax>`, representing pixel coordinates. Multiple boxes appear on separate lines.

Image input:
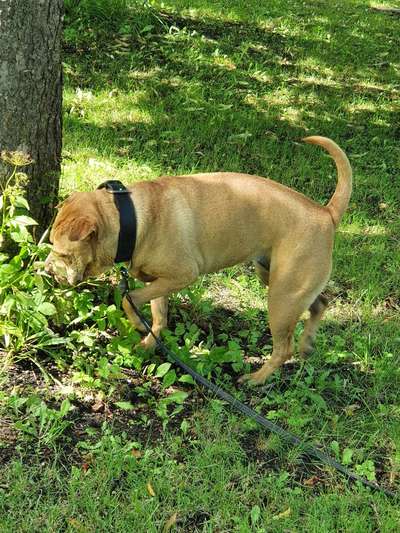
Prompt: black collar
<box><xmin>97</xmin><ymin>180</ymin><xmax>137</xmax><ymax>263</ymax></box>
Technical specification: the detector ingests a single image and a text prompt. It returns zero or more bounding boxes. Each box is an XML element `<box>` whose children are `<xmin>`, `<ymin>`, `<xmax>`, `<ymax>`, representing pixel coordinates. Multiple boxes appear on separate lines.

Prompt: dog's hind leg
<box><xmin>254</xmin><ymin>256</ymin><xmax>270</xmax><ymax>286</ymax></box>
<box><xmin>299</xmin><ymin>294</ymin><xmax>328</xmax><ymax>357</ymax></box>
<box><xmin>242</xmin><ymin>298</ymin><xmax>306</xmax><ymax>385</ymax></box>
<box><xmin>240</xmin><ymin>259</ymin><xmax>330</xmax><ymax>385</ymax></box>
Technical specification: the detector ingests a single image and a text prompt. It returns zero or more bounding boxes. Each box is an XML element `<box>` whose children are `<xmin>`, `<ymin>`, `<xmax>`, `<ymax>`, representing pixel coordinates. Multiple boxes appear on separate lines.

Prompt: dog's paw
<box><xmin>238</xmin><ymin>372</ymin><xmax>265</xmax><ymax>387</ymax></box>
<box><xmin>299</xmin><ymin>338</ymin><xmax>314</xmax><ymax>358</ymax></box>
<box><xmin>139</xmin><ymin>333</ymin><xmax>157</xmax><ymax>351</ymax></box>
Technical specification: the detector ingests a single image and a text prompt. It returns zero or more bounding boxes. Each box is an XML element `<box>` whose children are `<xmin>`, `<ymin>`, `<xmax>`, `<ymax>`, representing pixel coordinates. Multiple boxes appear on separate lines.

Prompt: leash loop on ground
<box><xmin>119</xmin><ymin>267</ymin><xmax>397</xmax><ymax>499</ymax></box>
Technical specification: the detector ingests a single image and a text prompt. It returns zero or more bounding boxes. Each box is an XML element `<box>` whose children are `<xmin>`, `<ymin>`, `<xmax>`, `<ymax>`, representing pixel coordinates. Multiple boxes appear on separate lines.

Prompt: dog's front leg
<box><xmin>122</xmin><ymin>275</ymin><xmax>196</xmax><ymax>348</ymax></box>
<box><xmin>141</xmin><ymin>296</ymin><xmax>168</xmax><ymax>350</ymax></box>
<box><xmin>122</xmin><ymin>295</ymin><xmax>168</xmax><ymax>347</ymax></box>
<box><xmin>122</xmin><ymin>296</ymin><xmax>147</xmax><ymax>333</ymax></box>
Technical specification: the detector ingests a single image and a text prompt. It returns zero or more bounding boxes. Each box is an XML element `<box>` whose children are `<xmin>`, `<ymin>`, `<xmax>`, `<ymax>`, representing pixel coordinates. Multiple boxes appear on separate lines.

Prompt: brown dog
<box><xmin>45</xmin><ymin>136</ymin><xmax>352</xmax><ymax>384</ymax></box>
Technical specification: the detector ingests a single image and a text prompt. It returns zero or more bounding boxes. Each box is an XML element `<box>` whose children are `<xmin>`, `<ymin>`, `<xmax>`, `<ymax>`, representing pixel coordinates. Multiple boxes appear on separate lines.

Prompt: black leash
<box><xmin>118</xmin><ymin>267</ymin><xmax>397</xmax><ymax>499</ymax></box>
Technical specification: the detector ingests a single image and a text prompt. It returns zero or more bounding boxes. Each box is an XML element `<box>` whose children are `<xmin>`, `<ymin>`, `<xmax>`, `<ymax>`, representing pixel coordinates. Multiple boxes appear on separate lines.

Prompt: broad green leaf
<box><xmin>140</xmin><ymin>24</ymin><xmax>154</xmax><ymax>34</ymax></box>
<box><xmin>10</xmin><ymin>228</ymin><xmax>31</xmax><ymax>243</ymax></box>
<box><xmin>164</xmin><ymin>391</ymin><xmax>188</xmax><ymax>404</ymax></box>
<box><xmin>307</xmin><ymin>391</ymin><xmax>327</xmax><ymax>410</ymax></box>
<box><xmin>155</xmin><ymin>362</ymin><xmax>171</xmax><ymax>378</ymax></box>
<box><xmin>178</xmin><ymin>374</ymin><xmax>195</xmax><ymax>384</ymax></box>
<box><xmin>14</xmin><ymin>215</ymin><xmax>38</xmax><ymax>226</ymax></box>
<box><xmin>330</xmin><ymin>440</ymin><xmax>340</xmax><ymax>458</ymax></box>
<box><xmin>162</xmin><ymin>369</ymin><xmax>177</xmax><ymax>388</ymax></box>
<box><xmin>38</xmin><ymin>336</ymin><xmax>68</xmax><ymax>347</ymax></box>
<box><xmin>59</xmin><ymin>399</ymin><xmax>71</xmax><ymax>417</ymax></box>
<box><xmin>180</xmin><ymin>420</ymin><xmax>189</xmax><ymax>434</ymax></box>
<box><xmin>37</xmin><ymin>302</ymin><xmax>57</xmax><ymax>316</ymax></box>
<box><xmin>146</xmin><ymin>363</ymin><xmax>156</xmax><ymax>375</ymax></box>
<box><xmin>15</xmin><ymin>196</ymin><xmax>30</xmax><ymax>209</ymax></box>
<box><xmin>115</xmin><ymin>401</ymin><xmax>134</xmax><ymax>410</ymax></box>
<box><xmin>342</xmin><ymin>448</ymin><xmax>353</xmax><ymax>465</ymax></box>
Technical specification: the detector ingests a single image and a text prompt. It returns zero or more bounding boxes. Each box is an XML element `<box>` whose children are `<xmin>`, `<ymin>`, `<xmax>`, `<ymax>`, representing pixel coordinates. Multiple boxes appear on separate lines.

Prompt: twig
<box><xmin>371</xmin><ymin>6</ymin><xmax>400</xmax><ymax>15</ymax></box>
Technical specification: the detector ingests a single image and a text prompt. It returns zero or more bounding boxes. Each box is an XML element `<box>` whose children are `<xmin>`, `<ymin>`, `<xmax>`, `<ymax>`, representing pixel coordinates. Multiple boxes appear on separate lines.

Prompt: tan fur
<box><xmin>45</xmin><ymin>136</ymin><xmax>352</xmax><ymax>384</ymax></box>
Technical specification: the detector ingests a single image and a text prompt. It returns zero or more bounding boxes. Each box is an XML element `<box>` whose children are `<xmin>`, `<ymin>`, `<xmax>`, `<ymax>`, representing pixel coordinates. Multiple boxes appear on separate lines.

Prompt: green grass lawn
<box><xmin>1</xmin><ymin>0</ymin><xmax>400</xmax><ymax>530</ymax></box>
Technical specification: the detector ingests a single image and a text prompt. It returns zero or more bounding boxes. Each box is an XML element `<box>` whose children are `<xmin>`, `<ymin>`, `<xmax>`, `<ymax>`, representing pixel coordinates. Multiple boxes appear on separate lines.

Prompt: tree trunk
<box><xmin>0</xmin><ymin>0</ymin><xmax>63</xmax><ymax>238</ymax></box>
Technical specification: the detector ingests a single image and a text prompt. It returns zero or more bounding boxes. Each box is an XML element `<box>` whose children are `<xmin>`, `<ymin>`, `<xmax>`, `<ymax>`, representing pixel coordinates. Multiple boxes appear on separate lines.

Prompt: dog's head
<box><xmin>45</xmin><ymin>192</ymin><xmax>110</xmax><ymax>285</ymax></box>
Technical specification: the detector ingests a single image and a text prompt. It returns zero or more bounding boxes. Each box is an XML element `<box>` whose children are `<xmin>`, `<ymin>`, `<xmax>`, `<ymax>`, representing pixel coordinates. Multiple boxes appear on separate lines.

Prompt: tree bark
<box><xmin>0</xmin><ymin>0</ymin><xmax>63</xmax><ymax>238</ymax></box>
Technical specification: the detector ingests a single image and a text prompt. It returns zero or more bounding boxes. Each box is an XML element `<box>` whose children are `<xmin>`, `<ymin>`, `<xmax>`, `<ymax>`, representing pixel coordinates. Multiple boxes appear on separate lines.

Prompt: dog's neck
<box><xmin>92</xmin><ymin>190</ymin><xmax>122</xmax><ymax>269</ymax></box>
<box><xmin>97</xmin><ymin>181</ymin><xmax>137</xmax><ymax>263</ymax></box>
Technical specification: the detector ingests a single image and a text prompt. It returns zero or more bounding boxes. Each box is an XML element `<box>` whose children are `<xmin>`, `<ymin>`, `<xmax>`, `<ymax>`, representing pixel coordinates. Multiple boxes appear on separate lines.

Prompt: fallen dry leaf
<box><xmin>272</xmin><ymin>508</ymin><xmax>291</xmax><ymax>520</ymax></box>
<box><xmin>131</xmin><ymin>449</ymin><xmax>142</xmax><ymax>459</ymax></box>
<box><xmin>68</xmin><ymin>517</ymin><xmax>87</xmax><ymax>531</ymax></box>
<box><xmin>146</xmin><ymin>481</ymin><xmax>156</xmax><ymax>497</ymax></box>
<box><xmin>303</xmin><ymin>475</ymin><xmax>321</xmax><ymax>487</ymax></box>
<box><xmin>163</xmin><ymin>512</ymin><xmax>178</xmax><ymax>532</ymax></box>
<box><xmin>344</xmin><ymin>403</ymin><xmax>360</xmax><ymax>416</ymax></box>
<box><xmin>92</xmin><ymin>400</ymin><xmax>104</xmax><ymax>413</ymax></box>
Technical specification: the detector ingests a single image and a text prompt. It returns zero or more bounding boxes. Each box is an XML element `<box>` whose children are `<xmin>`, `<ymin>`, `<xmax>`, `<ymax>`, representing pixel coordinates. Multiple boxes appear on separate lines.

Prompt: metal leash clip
<box><xmin>118</xmin><ymin>266</ymin><xmax>131</xmax><ymax>295</ymax></box>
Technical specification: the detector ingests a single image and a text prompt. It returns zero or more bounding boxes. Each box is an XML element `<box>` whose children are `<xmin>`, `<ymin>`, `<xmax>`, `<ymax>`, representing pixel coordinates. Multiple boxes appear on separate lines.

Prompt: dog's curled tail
<box><xmin>302</xmin><ymin>136</ymin><xmax>352</xmax><ymax>227</ymax></box>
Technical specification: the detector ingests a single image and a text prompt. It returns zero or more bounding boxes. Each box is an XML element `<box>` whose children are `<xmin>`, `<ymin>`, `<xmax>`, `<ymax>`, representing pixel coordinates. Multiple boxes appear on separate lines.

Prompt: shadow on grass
<box><xmin>63</xmin><ymin>3</ymin><xmax>399</xmax><ymax>219</ymax></box>
<box><xmin>333</xmin><ymin>229</ymin><xmax>400</xmax><ymax>302</ymax></box>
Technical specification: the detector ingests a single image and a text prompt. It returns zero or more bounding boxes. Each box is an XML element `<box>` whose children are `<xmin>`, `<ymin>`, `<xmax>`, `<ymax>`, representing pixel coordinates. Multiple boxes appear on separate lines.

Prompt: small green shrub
<box><xmin>8</xmin><ymin>394</ymin><xmax>72</xmax><ymax>448</ymax></box>
<box><xmin>0</xmin><ymin>154</ymin><xmax>139</xmax><ymax>378</ymax></box>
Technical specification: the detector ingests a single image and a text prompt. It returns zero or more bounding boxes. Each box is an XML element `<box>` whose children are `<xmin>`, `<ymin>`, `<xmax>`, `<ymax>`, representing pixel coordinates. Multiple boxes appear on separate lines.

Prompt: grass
<box><xmin>1</xmin><ymin>412</ymin><xmax>398</xmax><ymax>531</ymax></box>
<box><xmin>1</xmin><ymin>0</ymin><xmax>400</xmax><ymax>530</ymax></box>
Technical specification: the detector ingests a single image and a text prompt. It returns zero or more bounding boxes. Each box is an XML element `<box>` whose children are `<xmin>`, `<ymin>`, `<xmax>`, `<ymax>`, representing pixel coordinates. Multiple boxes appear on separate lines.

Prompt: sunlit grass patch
<box><xmin>2</xmin><ymin>0</ymin><xmax>400</xmax><ymax>529</ymax></box>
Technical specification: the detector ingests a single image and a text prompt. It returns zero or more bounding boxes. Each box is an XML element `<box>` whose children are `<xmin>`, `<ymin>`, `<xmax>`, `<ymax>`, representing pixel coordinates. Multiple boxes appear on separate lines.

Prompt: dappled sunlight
<box><xmin>288</xmin><ymin>75</ymin><xmax>341</xmax><ymax>90</ymax></box>
<box><xmin>65</xmin><ymin>88</ymin><xmax>155</xmax><ymax>127</ymax></box>
<box><xmin>345</xmin><ymin>100</ymin><xmax>378</xmax><ymax>114</ymax></box>
<box><xmin>353</xmin><ymin>80</ymin><xmax>399</xmax><ymax>95</ymax></box>
<box><xmin>2</xmin><ymin>2</ymin><xmax>400</xmax><ymax>527</ymax></box>
<box><xmin>339</xmin><ymin>223</ymin><xmax>390</xmax><ymax>237</ymax></box>
<box><xmin>128</xmin><ymin>66</ymin><xmax>163</xmax><ymax>80</ymax></box>
<box><xmin>279</xmin><ymin>107</ymin><xmax>305</xmax><ymax>128</ymax></box>
<box><xmin>326</xmin><ymin>299</ymin><xmax>363</xmax><ymax>323</ymax></box>
<box><xmin>62</xmin><ymin>154</ymin><xmax>157</xmax><ymax>194</ymax></box>
<box><xmin>249</xmin><ymin>69</ymin><xmax>273</xmax><ymax>84</ymax></box>
<box><xmin>60</xmin><ymin>0</ymin><xmax>399</xmax><ymax>311</ymax></box>
<box><xmin>61</xmin><ymin>0</ymin><xmax>399</xmax><ymax>189</ymax></box>
<box><xmin>327</xmin><ymin>296</ymin><xmax>400</xmax><ymax>325</ymax></box>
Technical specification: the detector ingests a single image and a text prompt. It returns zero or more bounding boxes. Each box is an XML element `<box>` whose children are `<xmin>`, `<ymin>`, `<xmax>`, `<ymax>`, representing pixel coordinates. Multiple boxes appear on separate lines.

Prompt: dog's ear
<box><xmin>68</xmin><ymin>217</ymin><xmax>98</xmax><ymax>242</ymax></box>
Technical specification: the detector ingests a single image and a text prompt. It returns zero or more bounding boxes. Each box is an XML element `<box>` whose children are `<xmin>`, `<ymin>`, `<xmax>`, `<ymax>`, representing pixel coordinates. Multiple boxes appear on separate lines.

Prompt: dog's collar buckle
<box><xmin>98</xmin><ymin>180</ymin><xmax>128</xmax><ymax>194</ymax></box>
<box><xmin>97</xmin><ymin>180</ymin><xmax>137</xmax><ymax>263</ymax></box>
